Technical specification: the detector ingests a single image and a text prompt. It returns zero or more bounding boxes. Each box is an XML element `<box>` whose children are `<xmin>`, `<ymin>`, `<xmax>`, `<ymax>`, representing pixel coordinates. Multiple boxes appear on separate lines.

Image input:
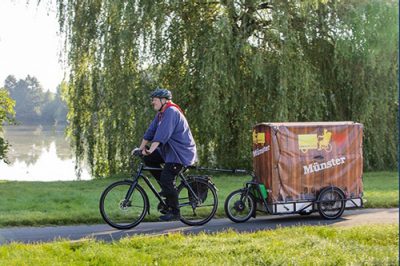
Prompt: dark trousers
<box><xmin>143</xmin><ymin>150</ymin><xmax>182</xmax><ymax>214</ymax></box>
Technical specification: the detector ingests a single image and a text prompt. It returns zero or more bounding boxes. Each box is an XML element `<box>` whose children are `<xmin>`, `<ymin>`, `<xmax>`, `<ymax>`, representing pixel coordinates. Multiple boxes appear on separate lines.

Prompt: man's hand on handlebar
<box><xmin>131</xmin><ymin>148</ymin><xmax>144</xmax><ymax>157</ymax></box>
<box><xmin>131</xmin><ymin>147</ymin><xmax>152</xmax><ymax>157</ymax></box>
<box><xmin>141</xmin><ymin>149</ymin><xmax>151</xmax><ymax>156</ymax></box>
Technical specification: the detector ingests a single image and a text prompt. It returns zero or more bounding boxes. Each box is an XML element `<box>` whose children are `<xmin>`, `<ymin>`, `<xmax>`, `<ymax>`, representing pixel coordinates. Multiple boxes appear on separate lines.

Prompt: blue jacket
<box><xmin>144</xmin><ymin>106</ymin><xmax>197</xmax><ymax>166</ymax></box>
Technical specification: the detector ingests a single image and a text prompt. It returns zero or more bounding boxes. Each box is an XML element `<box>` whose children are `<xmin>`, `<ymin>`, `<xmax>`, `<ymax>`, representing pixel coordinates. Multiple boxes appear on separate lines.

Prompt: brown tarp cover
<box><xmin>252</xmin><ymin>122</ymin><xmax>363</xmax><ymax>203</ymax></box>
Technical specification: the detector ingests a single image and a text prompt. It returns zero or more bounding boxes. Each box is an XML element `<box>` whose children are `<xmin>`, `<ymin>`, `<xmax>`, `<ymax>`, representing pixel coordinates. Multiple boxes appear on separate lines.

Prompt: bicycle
<box><xmin>99</xmin><ymin>149</ymin><xmax>218</xmax><ymax>230</ymax></box>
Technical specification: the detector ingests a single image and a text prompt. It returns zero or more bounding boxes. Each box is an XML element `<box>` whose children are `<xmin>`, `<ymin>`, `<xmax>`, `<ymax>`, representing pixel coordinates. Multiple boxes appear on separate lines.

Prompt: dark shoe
<box><xmin>159</xmin><ymin>190</ymin><xmax>166</xmax><ymax>197</ymax></box>
<box><xmin>159</xmin><ymin>212</ymin><xmax>180</xmax><ymax>221</ymax></box>
<box><xmin>157</xmin><ymin>202</ymin><xmax>169</xmax><ymax>214</ymax></box>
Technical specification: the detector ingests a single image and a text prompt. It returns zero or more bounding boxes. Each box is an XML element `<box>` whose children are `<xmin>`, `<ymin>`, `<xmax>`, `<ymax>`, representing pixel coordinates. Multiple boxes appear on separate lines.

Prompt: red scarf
<box><xmin>158</xmin><ymin>101</ymin><xmax>185</xmax><ymax>121</ymax></box>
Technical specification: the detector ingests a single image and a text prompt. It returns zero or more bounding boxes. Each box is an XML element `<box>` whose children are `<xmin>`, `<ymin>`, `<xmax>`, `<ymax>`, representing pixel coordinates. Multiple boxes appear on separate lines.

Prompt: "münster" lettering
<box><xmin>303</xmin><ymin>156</ymin><xmax>346</xmax><ymax>175</ymax></box>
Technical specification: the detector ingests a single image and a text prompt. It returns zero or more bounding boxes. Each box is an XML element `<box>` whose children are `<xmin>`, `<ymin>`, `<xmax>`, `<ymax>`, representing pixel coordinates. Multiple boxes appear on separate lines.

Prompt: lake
<box><xmin>0</xmin><ymin>125</ymin><xmax>91</xmax><ymax>181</ymax></box>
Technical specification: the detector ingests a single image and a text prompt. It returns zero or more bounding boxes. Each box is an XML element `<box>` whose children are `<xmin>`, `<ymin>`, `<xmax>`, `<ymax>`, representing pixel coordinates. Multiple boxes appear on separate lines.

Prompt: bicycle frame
<box><xmin>124</xmin><ymin>161</ymin><xmax>203</xmax><ymax>212</ymax></box>
<box><xmin>242</xmin><ymin>179</ymin><xmax>273</xmax><ymax>214</ymax></box>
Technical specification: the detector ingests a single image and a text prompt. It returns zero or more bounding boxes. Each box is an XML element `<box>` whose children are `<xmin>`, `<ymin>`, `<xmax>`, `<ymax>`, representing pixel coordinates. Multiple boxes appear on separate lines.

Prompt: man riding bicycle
<box><xmin>136</xmin><ymin>88</ymin><xmax>197</xmax><ymax>221</ymax></box>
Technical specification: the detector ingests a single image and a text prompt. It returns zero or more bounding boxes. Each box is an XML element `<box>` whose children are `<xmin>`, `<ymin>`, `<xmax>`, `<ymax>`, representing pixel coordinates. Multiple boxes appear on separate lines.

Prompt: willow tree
<box><xmin>53</xmin><ymin>0</ymin><xmax>397</xmax><ymax>177</ymax></box>
<box><xmin>331</xmin><ymin>1</ymin><xmax>399</xmax><ymax>170</ymax></box>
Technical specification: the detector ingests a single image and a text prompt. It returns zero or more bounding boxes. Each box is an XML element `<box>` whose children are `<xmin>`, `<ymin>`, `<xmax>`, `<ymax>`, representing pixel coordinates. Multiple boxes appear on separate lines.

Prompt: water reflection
<box><xmin>0</xmin><ymin>125</ymin><xmax>91</xmax><ymax>181</ymax></box>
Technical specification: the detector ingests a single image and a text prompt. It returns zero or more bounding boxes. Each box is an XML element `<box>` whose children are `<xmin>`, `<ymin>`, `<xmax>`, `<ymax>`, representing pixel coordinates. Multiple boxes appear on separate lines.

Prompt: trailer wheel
<box><xmin>225</xmin><ymin>189</ymin><xmax>255</xmax><ymax>223</ymax></box>
<box><xmin>317</xmin><ymin>187</ymin><xmax>345</xmax><ymax>220</ymax></box>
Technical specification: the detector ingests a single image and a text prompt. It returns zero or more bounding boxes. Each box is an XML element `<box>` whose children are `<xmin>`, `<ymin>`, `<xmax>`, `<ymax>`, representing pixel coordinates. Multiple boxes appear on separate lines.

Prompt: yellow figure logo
<box><xmin>253</xmin><ymin>130</ymin><xmax>265</xmax><ymax>145</ymax></box>
<box><xmin>318</xmin><ymin>129</ymin><xmax>332</xmax><ymax>151</ymax></box>
<box><xmin>298</xmin><ymin>129</ymin><xmax>332</xmax><ymax>153</ymax></box>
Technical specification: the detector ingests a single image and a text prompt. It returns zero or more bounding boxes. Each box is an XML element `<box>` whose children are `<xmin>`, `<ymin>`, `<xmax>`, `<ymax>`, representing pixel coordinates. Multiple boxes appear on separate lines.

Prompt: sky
<box><xmin>0</xmin><ymin>0</ymin><xmax>63</xmax><ymax>93</ymax></box>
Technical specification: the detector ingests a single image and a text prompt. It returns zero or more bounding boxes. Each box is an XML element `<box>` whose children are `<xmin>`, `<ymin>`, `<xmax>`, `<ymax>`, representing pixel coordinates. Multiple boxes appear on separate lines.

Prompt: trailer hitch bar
<box><xmin>188</xmin><ymin>166</ymin><xmax>255</xmax><ymax>176</ymax></box>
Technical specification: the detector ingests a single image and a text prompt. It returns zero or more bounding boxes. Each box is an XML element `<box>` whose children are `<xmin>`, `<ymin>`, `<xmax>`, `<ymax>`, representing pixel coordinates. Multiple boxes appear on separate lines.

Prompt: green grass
<box><xmin>0</xmin><ymin>171</ymin><xmax>397</xmax><ymax>227</ymax></box>
<box><xmin>0</xmin><ymin>224</ymin><xmax>397</xmax><ymax>265</ymax></box>
<box><xmin>363</xmin><ymin>171</ymin><xmax>399</xmax><ymax>208</ymax></box>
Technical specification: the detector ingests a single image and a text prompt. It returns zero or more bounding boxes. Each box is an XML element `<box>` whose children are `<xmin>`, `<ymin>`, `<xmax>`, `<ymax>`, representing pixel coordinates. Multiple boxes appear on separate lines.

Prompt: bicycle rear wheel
<box><xmin>177</xmin><ymin>179</ymin><xmax>218</xmax><ymax>226</ymax></box>
<box><xmin>99</xmin><ymin>180</ymin><xmax>148</xmax><ymax>229</ymax></box>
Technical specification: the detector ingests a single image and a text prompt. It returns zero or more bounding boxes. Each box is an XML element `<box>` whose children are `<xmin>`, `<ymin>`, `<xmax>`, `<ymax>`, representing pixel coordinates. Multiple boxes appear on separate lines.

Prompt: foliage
<box><xmin>0</xmin><ymin>171</ymin><xmax>396</xmax><ymax>227</ymax></box>
<box><xmin>52</xmin><ymin>0</ymin><xmax>397</xmax><ymax>176</ymax></box>
<box><xmin>3</xmin><ymin>75</ymin><xmax>68</xmax><ymax>125</ymax></box>
<box><xmin>0</xmin><ymin>88</ymin><xmax>15</xmax><ymax>162</ymax></box>
<box><xmin>0</xmin><ymin>224</ymin><xmax>398</xmax><ymax>265</ymax></box>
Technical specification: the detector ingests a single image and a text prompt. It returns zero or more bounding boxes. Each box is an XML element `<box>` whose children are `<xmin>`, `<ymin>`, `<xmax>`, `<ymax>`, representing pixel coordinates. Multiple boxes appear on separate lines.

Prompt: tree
<box><xmin>53</xmin><ymin>85</ymin><xmax>68</xmax><ymax>124</ymax></box>
<box><xmin>0</xmin><ymin>88</ymin><xmax>15</xmax><ymax>162</ymax></box>
<box><xmin>4</xmin><ymin>75</ymin><xmax>68</xmax><ymax>125</ymax></box>
<box><xmin>5</xmin><ymin>75</ymin><xmax>45</xmax><ymax>123</ymax></box>
<box><xmin>51</xmin><ymin>0</ymin><xmax>398</xmax><ymax>177</ymax></box>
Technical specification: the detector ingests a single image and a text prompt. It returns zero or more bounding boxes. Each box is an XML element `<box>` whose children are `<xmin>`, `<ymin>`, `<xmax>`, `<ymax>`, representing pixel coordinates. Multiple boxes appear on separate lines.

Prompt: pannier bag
<box><xmin>187</xmin><ymin>176</ymin><xmax>210</xmax><ymax>203</ymax></box>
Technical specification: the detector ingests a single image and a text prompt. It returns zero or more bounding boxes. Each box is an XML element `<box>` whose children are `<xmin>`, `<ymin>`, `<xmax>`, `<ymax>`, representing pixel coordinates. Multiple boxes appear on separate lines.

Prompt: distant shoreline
<box><xmin>4</xmin><ymin>122</ymin><xmax>68</xmax><ymax>126</ymax></box>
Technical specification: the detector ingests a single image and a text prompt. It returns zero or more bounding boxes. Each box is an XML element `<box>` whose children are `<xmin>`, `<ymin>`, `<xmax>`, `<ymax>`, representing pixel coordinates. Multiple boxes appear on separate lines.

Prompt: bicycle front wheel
<box><xmin>99</xmin><ymin>180</ymin><xmax>148</xmax><ymax>229</ymax></box>
<box><xmin>177</xmin><ymin>179</ymin><xmax>218</xmax><ymax>226</ymax></box>
<box><xmin>225</xmin><ymin>189</ymin><xmax>255</xmax><ymax>223</ymax></box>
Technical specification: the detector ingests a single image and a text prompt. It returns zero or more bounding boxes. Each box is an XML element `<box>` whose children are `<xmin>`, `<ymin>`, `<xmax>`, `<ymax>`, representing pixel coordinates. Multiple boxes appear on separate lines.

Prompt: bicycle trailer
<box><xmin>225</xmin><ymin>121</ymin><xmax>364</xmax><ymax>222</ymax></box>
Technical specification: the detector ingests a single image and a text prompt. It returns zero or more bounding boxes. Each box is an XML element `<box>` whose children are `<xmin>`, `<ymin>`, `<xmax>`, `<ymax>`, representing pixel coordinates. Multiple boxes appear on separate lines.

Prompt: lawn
<box><xmin>0</xmin><ymin>224</ymin><xmax>397</xmax><ymax>265</ymax></box>
<box><xmin>0</xmin><ymin>171</ymin><xmax>397</xmax><ymax>227</ymax></box>
<box><xmin>362</xmin><ymin>171</ymin><xmax>399</xmax><ymax>208</ymax></box>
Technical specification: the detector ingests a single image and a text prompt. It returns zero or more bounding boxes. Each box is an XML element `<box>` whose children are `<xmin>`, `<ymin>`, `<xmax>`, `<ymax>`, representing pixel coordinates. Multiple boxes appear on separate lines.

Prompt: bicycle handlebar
<box><xmin>132</xmin><ymin>148</ymin><xmax>143</xmax><ymax>157</ymax></box>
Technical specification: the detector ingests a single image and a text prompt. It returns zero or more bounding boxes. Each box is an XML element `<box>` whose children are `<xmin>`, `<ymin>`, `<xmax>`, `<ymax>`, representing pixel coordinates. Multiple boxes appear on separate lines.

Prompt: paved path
<box><xmin>0</xmin><ymin>208</ymin><xmax>397</xmax><ymax>245</ymax></box>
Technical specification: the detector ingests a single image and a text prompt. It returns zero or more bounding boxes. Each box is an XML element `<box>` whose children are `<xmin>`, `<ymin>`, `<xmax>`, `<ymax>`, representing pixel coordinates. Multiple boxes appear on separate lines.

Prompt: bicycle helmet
<box><xmin>150</xmin><ymin>88</ymin><xmax>172</xmax><ymax>100</ymax></box>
